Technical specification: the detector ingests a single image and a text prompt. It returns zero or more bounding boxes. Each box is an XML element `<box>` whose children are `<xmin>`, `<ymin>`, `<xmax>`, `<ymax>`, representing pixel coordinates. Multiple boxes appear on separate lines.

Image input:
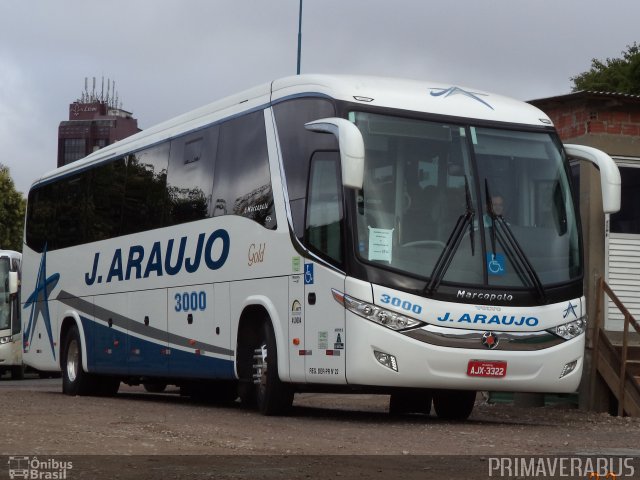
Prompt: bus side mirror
<box><xmin>564</xmin><ymin>144</ymin><xmax>621</xmax><ymax>214</ymax></box>
<box><xmin>8</xmin><ymin>271</ymin><xmax>18</xmax><ymax>295</ymax></box>
<box><xmin>305</xmin><ymin>118</ymin><xmax>365</xmax><ymax>190</ymax></box>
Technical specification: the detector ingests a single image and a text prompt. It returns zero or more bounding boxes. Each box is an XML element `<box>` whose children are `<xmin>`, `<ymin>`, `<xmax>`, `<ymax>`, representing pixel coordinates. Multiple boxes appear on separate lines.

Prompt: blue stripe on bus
<box><xmin>80</xmin><ymin>316</ymin><xmax>235</xmax><ymax>380</ymax></box>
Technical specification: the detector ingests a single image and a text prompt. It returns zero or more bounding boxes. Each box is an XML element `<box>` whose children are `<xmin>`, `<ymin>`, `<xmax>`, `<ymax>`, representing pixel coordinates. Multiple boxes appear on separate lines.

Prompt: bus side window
<box><xmin>121</xmin><ymin>143</ymin><xmax>170</xmax><ymax>235</ymax></box>
<box><xmin>166</xmin><ymin>126</ymin><xmax>218</xmax><ymax>225</ymax></box>
<box><xmin>213</xmin><ymin>111</ymin><xmax>276</xmax><ymax>229</ymax></box>
<box><xmin>305</xmin><ymin>151</ymin><xmax>343</xmax><ymax>265</ymax></box>
<box><xmin>26</xmin><ymin>185</ymin><xmax>56</xmax><ymax>253</ymax></box>
<box><xmin>87</xmin><ymin>158</ymin><xmax>127</xmax><ymax>242</ymax></box>
<box><xmin>55</xmin><ymin>172</ymin><xmax>90</xmax><ymax>249</ymax></box>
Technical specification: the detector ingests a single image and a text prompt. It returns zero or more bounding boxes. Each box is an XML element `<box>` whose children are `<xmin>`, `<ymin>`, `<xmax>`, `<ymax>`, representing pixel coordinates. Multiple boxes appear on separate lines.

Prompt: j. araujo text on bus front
<box><xmin>85</xmin><ymin>230</ymin><xmax>230</xmax><ymax>285</ymax></box>
<box><xmin>437</xmin><ymin>312</ymin><xmax>539</xmax><ymax>327</ymax></box>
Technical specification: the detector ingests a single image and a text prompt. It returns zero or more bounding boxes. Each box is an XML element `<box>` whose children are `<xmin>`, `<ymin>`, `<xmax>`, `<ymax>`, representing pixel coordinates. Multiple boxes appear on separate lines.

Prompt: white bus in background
<box><xmin>22</xmin><ymin>75</ymin><xmax>620</xmax><ymax>419</ymax></box>
<box><xmin>0</xmin><ymin>250</ymin><xmax>23</xmax><ymax>379</ymax></box>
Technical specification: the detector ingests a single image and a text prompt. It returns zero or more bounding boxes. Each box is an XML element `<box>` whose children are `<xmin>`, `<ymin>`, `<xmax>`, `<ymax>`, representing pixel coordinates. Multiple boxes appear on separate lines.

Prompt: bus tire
<box><xmin>96</xmin><ymin>376</ymin><xmax>120</xmax><ymax>396</ymax></box>
<box><xmin>62</xmin><ymin>325</ymin><xmax>96</xmax><ymax>396</ymax></box>
<box><xmin>10</xmin><ymin>365</ymin><xmax>25</xmax><ymax>380</ymax></box>
<box><xmin>211</xmin><ymin>380</ymin><xmax>238</xmax><ymax>403</ymax></box>
<box><xmin>389</xmin><ymin>389</ymin><xmax>432</xmax><ymax>416</ymax></box>
<box><xmin>143</xmin><ymin>383</ymin><xmax>167</xmax><ymax>393</ymax></box>
<box><xmin>432</xmin><ymin>389</ymin><xmax>476</xmax><ymax>420</ymax></box>
<box><xmin>252</xmin><ymin>322</ymin><xmax>293</xmax><ymax>415</ymax></box>
<box><xmin>186</xmin><ymin>380</ymin><xmax>238</xmax><ymax>404</ymax></box>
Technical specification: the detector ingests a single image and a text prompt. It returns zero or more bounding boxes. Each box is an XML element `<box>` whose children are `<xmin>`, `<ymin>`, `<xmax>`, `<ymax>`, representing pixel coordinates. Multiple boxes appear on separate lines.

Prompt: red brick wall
<box><xmin>543</xmin><ymin>104</ymin><xmax>640</xmax><ymax>141</ymax></box>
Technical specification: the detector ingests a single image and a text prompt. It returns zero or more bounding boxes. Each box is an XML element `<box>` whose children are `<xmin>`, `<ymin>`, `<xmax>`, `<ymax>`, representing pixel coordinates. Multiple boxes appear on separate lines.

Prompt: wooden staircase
<box><xmin>592</xmin><ymin>277</ymin><xmax>640</xmax><ymax>416</ymax></box>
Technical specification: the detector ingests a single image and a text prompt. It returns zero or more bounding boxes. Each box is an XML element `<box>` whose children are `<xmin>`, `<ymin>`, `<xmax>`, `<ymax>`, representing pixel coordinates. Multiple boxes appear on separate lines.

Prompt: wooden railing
<box><xmin>592</xmin><ymin>277</ymin><xmax>640</xmax><ymax>416</ymax></box>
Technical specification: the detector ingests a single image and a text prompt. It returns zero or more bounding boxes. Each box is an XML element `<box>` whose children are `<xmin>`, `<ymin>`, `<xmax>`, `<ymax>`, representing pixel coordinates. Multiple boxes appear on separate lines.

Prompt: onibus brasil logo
<box><xmin>7</xmin><ymin>456</ymin><xmax>73</xmax><ymax>479</ymax></box>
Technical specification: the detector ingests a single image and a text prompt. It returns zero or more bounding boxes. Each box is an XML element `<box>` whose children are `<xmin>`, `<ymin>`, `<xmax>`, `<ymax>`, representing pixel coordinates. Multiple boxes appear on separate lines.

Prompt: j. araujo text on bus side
<box><xmin>21</xmin><ymin>75</ymin><xmax>621</xmax><ymax>419</ymax></box>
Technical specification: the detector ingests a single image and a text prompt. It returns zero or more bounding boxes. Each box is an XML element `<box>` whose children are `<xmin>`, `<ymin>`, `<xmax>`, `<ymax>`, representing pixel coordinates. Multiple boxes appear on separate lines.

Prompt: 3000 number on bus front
<box><xmin>380</xmin><ymin>294</ymin><xmax>422</xmax><ymax>314</ymax></box>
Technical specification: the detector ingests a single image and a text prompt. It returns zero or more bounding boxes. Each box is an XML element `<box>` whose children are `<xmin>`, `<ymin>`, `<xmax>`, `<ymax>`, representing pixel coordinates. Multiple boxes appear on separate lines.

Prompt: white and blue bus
<box><xmin>0</xmin><ymin>250</ymin><xmax>22</xmax><ymax>379</ymax></box>
<box><xmin>22</xmin><ymin>75</ymin><xmax>620</xmax><ymax>419</ymax></box>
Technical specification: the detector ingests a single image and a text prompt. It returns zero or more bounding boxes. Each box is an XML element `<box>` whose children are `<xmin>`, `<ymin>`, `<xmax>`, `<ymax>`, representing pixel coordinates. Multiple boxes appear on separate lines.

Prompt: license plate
<box><xmin>467</xmin><ymin>360</ymin><xmax>507</xmax><ymax>377</ymax></box>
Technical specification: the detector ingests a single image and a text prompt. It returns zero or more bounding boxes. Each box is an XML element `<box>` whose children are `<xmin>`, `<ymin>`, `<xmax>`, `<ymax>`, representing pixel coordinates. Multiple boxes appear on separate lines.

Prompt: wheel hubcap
<box><xmin>66</xmin><ymin>339</ymin><xmax>79</xmax><ymax>382</ymax></box>
<box><xmin>252</xmin><ymin>344</ymin><xmax>267</xmax><ymax>386</ymax></box>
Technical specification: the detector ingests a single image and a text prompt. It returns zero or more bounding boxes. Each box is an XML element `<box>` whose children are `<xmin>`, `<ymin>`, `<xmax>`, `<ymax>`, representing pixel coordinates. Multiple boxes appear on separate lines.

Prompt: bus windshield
<box><xmin>351</xmin><ymin>111</ymin><xmax>580</xmax><ymax>291</ymax></box>
<box><xmin>0</xmin><ymin>258</ymin><xmax>11</xmax><ymax>330</ymax></box>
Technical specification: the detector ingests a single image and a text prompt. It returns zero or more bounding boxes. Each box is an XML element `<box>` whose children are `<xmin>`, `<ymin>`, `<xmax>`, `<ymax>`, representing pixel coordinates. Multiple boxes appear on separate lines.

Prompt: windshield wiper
<box><xmin>485</xmin><ymin>180</ymin><xmax>546</xmax><ymax>302</ymax></box>
<box><xmin>424</xmin><ymin>176</ymin><xmax>475</xmax><ymax>295</ymax></box>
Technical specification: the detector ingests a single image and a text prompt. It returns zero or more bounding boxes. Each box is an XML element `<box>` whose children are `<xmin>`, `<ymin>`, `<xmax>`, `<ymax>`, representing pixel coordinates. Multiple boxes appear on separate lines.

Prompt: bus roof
<box><xmin>32</xmin><ymin>74</ymin><xmax>553</xmax><ymax>189</ymax></box>
<box><xmin>271</xmin><ymin>75</ymin><xmax>552</xmax><ymax>126</ymax></box>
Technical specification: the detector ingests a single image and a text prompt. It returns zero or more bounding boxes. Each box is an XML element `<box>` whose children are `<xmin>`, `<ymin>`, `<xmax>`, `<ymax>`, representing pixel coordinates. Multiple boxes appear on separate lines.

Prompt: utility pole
<box><xmin>297</xmin><ymin>0</ymin><xmax>303</xmax><ymax>74</ymax></box>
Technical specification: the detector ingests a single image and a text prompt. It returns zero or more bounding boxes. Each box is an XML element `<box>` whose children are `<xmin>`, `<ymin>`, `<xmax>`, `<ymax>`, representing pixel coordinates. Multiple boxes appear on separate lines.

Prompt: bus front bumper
<box><xmin>344</xmin><ymin>313</ymin><xmax>583</xmax><ymax>393</ymax></box>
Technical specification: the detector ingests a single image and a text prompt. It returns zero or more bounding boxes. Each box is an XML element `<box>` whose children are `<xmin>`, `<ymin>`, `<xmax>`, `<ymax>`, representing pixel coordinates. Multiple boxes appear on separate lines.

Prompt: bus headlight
<box><xmin>332</xmin><ymin>289</ymin><xmax>425</xmax><ymax>331</ymax></box>
<box><xmin>0</xmin><ymin>335</ymin><xmax>11</xmax><ymax>345</ymax></box>
<box><xmin>547</xmin><ymin>317</ymin><xmax>587</xmax><ymax>340</ymax></box>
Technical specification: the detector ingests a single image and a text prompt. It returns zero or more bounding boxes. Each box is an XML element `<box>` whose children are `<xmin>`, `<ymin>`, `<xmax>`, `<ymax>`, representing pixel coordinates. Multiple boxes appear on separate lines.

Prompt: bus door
<box><xmin>10</xmin><ymin>257</ymin><xmax>21</xmax><ymax>348</ymax></box>
<box><xmin>0</xmin><ymin>258</ymin><xmax>21</xmax><ymax>367</ymax></box>
<box><xmin>302</xmin><ymin>151</ymin><xmax>347</xmax><ymax>384</ymax></box>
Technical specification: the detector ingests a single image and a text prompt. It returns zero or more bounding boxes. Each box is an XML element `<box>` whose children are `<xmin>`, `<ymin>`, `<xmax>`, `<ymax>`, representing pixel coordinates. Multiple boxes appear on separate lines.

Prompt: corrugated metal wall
<box><xmin>607</xmin><ymin>233</ymin><xmax>640</xmax><ymax>330</ymax></box>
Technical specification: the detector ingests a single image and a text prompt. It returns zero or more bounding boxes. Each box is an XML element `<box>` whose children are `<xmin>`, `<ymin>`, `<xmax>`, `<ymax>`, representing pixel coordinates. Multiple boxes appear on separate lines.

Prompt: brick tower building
<box><xmin>57</xmin><ymin>77</ymin><xmax>140</xmax><ymax>167</ymax></box>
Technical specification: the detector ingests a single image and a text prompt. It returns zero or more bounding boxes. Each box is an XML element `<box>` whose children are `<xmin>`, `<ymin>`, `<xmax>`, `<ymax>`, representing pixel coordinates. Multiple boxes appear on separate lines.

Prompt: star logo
<box><xmin>481</xmin><ymin>331</ymin><xmax>499</xmax><ymax>349</ymax></box>
<box><xmin>429</xmin><ymin>86</ymin><xmax>494</xmax><ymax>110</ymax></box>
<box><xmin>23</xmin><ymin>248</ymin><xmax>60</xmax><ymax>359</ymax></box>
<box><xmin>563</xmin><ymin>302</ymin><xmax>578</xmax><ymax>319</ymax></box>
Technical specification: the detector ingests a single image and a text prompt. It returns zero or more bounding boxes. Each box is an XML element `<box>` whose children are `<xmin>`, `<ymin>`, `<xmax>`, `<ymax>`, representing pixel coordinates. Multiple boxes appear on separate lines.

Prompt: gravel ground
<box><xmin>2</xmin><ymin>380</ymin><xmax>639</xmax><ymax>479</ymax></box>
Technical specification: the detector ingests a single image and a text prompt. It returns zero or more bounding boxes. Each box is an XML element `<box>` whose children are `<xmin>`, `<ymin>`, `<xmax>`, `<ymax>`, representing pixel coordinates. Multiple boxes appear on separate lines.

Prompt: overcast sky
<box><xmin>1</xmin><ymin>0</ymin><xmax>638</xmax><ymax>195</ymax></box>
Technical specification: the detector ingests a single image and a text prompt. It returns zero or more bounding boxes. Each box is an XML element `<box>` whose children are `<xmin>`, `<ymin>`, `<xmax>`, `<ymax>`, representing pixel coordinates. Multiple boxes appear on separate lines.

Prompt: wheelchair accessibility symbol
<box><xmin>304</xmin><ymin>263</ymin><xmax>314</xmax><ymax>285</ymax></box>
<box><xmin>486</xmin><ymin>253</ymin><xmax>506</xmax><ymax>276</ymax></box>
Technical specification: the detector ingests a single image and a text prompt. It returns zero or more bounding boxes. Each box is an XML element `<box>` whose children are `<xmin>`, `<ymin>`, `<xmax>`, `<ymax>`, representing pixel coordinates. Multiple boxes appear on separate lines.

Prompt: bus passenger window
<box><xmin>213</xmin><ymin>111</ymin><xmax>276</xmax><ymax>229</ymax></box>
<box><xmin>88</xmin><ymin>158</ymin><xmax>127</xmax><ymax>242</ymax></box>
<box><xmin>26</xmin><ymin>184</ymin><xmax>57</xmax><ymax>252</ymax></box>
<box><xmin>166</xmin><ymin>126</ymin><xmax>218</xmax><ymax>225</ymax></box>
<box><xmin>121</xmin><ymin>143</ymin><xmax>170</xmax><ymax>235</ymax></box>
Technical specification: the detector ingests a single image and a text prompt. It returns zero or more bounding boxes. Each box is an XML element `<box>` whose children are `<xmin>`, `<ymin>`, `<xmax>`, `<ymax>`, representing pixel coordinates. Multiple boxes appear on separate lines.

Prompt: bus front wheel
<box><xmin>389</xmin><ymin>389</ymin><xmax>433</xmax><ymax>416</ymax></box>
<box><xmin>243</xmin><ymin>321</ymin><xmax>293</xmax><ymax>415</ymax></box>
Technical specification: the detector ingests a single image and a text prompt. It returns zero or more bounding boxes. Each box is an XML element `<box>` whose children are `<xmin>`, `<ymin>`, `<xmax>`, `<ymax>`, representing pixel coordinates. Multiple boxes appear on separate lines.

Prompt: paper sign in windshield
<box><xmin>368</xmin><ymin>227</ymin><xmax>393</xmax><ymax>263</ymax></box>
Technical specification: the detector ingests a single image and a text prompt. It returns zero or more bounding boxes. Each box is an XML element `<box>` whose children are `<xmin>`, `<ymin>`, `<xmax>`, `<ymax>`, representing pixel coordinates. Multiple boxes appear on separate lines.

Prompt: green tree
<box><xmin>571</xmin><ymin>42</ymin><xmax>640</xmax><ymax>94</ymax></box>
<box><xmin>0</xmin><ymin>164</ymin><xmax>26</xmax><ymax>251</ymax></box>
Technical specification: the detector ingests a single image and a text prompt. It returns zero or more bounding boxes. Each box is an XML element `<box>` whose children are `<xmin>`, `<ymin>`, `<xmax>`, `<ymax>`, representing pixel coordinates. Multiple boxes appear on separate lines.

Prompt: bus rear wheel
<box><xmin>143</xmin><ymin>383</ymin><xmax>167</xmax><ymax>393</ymax></box>
<box><xmin>432</xmin><ymin>389</ymin><xmax>476</xmax><ymax>420</ymax></box>
<box><xmin>62</xmin><ymin>325</ymin><xmax>95</xmax><ymax>396</ymax></box>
